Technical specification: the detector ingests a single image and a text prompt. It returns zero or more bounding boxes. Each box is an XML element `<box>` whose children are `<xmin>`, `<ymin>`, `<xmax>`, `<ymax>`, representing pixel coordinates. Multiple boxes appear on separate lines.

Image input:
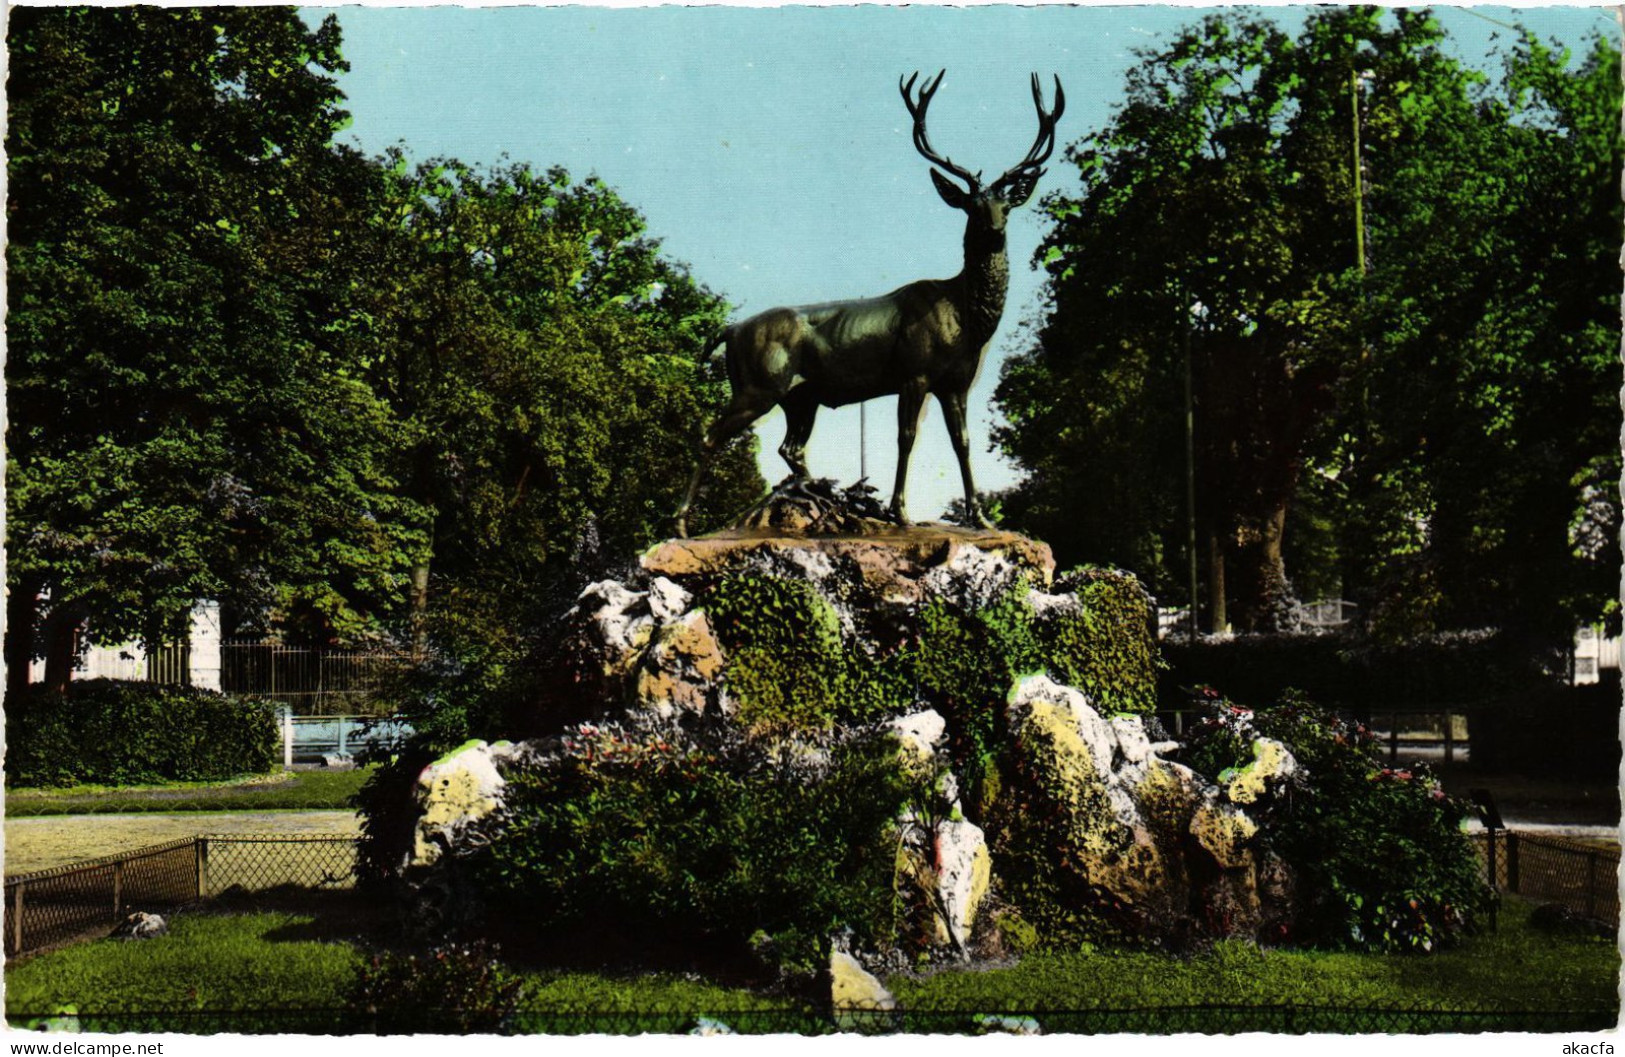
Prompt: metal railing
<box><xmin>4</xmin><ymin>834</ymin><xmax>358</xmax><ymax>958</ymax></box>
<box><xmin>221</xmin><ymin>641</ymin><xmax>411</xmax><ymax>715</ymax></box>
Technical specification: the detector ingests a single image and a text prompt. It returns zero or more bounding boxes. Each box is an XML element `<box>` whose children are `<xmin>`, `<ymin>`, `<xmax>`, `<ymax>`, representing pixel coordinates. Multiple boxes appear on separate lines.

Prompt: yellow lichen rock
<box><xmin>411</xmin><ymin>740</ymin><xmax>518</xmax><ymax>868</ymax></box>
<box><xmin>830</xmin><ymin>949</ymin><xmax>896</xmax><ymax>1030</ymax></box>
<box><xmin>1225</xmin><ymin>737</ymin><xmax>1297</xmax><ymax>805</ymax></box>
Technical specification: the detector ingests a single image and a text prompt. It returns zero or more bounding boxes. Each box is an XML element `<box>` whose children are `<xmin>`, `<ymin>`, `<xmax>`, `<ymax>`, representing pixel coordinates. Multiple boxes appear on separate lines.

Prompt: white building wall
<box><xmin>188</xmin><ymin>600</ymin><xmax>222</xmax><ymax>691</ymax></box>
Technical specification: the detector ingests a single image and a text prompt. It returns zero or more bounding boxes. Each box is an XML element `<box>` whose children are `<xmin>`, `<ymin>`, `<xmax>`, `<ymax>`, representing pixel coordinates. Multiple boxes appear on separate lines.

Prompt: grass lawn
<box><xmin>5</xmin><ymin>767</ymin><xmax>374</xmax><ymax>817</ymax></box>
<box><xmin>887</xmin><ymin>897</ymin><xmax>1620</xmax><ymax>1033</ymax></box>
<box><xmin>4</xmin><ymin>894</ymin><xmax>1616</xmax><ymax>1035</ymax></box>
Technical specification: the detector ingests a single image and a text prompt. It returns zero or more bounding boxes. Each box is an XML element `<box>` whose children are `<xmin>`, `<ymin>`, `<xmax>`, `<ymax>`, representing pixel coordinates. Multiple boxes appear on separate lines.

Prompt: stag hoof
<box><xmin>674</xmin><ymin>514</ymin><xmax>690</xmax><ymax>539</ymax></box>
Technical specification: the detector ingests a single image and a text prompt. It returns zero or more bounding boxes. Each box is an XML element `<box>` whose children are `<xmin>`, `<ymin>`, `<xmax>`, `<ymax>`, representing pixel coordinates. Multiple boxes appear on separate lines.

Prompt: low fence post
<box><xmin>283</xmin><ymin>707</ymin><xmax>294</xmax><ymax>770</ymax></box>
<box><xmin>113</xmin><ymin>860</ymin><xmax>124</xmax><ymax>918</ymax></box>
<box><xmin>1506</xmin><ymin>832</ymin><xmax>1520</xmax><ymax>893</ymax></box>
<box><xmin>195</xmin><ymin>837</ymin><xmax>207</xmax><ymax>900</ymax></box>
<box><xmin>12</xmin><ymin>882</ymin><xmax>25</xmax><ymax>955</ymax></box>
<box><xmin>199</xmin><ymin>837</ymin><xmax>211</xmax><ymax>899</ymax></box>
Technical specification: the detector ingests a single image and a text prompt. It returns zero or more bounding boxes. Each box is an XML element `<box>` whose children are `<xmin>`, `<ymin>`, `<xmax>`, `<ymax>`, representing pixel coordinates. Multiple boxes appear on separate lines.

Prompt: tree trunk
<box><xmin>1229</xmin><ymin>502</ymin><xmax>1296</xmax><ymax>633</ymax></box>
<box><xmin>41</xmin><ymin>610</ymin><xmax>81</xmax><ymax>693</ymax></box>
<box><xmin>1206</xmin><ymin>532</ymin><xmax>1228</xmax><ymax>634</ymax></box>
<box><xmin>5</xmin><ymin>578</ymin><xmax>40</xmax><ymax>694</ymax></box>
<box><xmin>409</xmin><ymin>562</ymin><xmax>431</xmax><ymax>661</ymax></box>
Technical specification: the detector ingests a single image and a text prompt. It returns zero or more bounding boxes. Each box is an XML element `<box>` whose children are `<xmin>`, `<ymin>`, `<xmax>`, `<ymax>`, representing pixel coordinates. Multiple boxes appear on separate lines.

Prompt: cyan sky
<box><xmin>305</xmin><ymin>4</ymin><xmax>1618</xmax><ymax>520</ymax></box>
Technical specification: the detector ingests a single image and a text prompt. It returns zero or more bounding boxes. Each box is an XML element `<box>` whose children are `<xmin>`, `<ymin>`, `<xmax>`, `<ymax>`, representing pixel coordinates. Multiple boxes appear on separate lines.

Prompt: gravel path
<box><xmin>4</xmin><ymin>810</ymin><xmax>363</xmax><ymax>876</ymax></box>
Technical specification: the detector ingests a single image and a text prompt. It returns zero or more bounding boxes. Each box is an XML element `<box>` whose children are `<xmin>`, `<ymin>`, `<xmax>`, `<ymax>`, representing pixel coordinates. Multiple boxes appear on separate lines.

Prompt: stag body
<box><xmin>676</xmin><ymin>72</ymin><xmax>1062</xmax><ymax>536</ymax></box>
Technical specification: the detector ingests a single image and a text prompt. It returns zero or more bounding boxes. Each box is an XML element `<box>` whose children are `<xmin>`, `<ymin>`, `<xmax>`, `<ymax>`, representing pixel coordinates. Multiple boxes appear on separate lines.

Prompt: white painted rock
<box><xmin>933</xmin><ymin>818</ymin><xmax>992</xmax><ymax>952</ymax></box>
<box><xmin>410</xmin><ymin>739</ymin><xmax>523</xmax><ymax>868</ymax></box>
<box><xmin>571</xmin><ymin>580</ymin><xmax>655</xmax><ymax>673</ymax></box>
<box><xmin>888</xmin><ymin>709</ymin><xmax>947</xmax><ymax>761</ymax></box>
<box><xmin>646</xmin><ymin>576</ymin><xmax>692</xmax><ymax>622</ymax></box>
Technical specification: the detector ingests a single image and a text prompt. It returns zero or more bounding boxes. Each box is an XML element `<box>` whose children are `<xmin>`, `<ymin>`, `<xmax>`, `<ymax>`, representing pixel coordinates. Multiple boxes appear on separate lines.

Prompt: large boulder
<box><xmin>993</xmin><ymin>675</ymin><xmax>1295</xmax><ymax>947</ymax></box>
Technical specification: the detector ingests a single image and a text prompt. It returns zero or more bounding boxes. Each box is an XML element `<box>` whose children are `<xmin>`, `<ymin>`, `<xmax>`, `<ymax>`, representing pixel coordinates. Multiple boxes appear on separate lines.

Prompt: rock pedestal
<box><xmin>391</xmin><ymin>506</ymin><xmax>1298</xmax><ymax>971</ymax></box>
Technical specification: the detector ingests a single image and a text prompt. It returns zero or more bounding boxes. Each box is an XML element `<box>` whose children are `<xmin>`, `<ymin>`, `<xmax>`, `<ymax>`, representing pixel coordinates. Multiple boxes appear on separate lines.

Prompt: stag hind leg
<box><xmin>676</xmin><ymin>396</ymin><xmax>773</xmax><ymax>538</ymax></box>
<box><xmin>777</xmin><ymin>386</ymin><xmax>819</xmax><ymax>481</ymax></box>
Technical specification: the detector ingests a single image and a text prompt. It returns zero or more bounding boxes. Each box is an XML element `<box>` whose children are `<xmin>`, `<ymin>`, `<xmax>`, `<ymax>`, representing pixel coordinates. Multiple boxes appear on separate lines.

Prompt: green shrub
<box><xmin>474</xmin><ymin>727</ymin><xmax>922</xmax><ymax>976</ymax></box>
<box><xmin>348</xmin><ymin>940</ymin><xmax>527</xmax><ymax>1034</ymax></box>
<box><xmin>1177</xmin><ymin>690</ymin><xmax>1489</xmax><ymax>952</ymax></box>
<box><xmin>5</xmin><ymin>679</ymin><xmax>279</xmax><ymax>787</ymax></box>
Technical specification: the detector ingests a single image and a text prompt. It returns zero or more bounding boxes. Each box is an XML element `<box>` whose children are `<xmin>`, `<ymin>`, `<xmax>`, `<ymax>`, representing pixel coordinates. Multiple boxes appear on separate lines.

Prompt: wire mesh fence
<box><xmin>1476</xmin><ymin>830</ymin><xmax>1620</xmax><ymax>928</ymax></box>
<box><xmin>201</xmin><ymin>834</ymin><xmax>359</xmax><ymax>895</ymax></box>
<box><xmin>4</xmin><ymin>838</ymin><xmax>200</xmax><ymax>958</ymax></box>
<box><xmin>4</xmin><ymin>1001</ymin><xmax>1616</xmax><ymax>1036</ymax></box>
<box><xmin>4</xmin><ymin>834</ymin><xmax>357</xmax><ymax>957</ymax></box>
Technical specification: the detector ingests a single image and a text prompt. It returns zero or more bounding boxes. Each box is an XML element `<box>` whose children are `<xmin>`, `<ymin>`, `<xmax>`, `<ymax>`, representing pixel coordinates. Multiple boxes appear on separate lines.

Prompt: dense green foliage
<box><xmin>349</xmin><ymin>941</ymin><xmax>527</xmax><ymax>1034</ymax></box>
<box><xmin>474</xmin><ymin>728</ymin><xmax>921</xmax><ymax>975</ymax></box>
<box><xmin>352</xmin><ymin>156</ymin><xmax>761</xmax><ymax>697</ymax></box>
<box><xmin>1177</xmin><ymin>690</ymin><xmax>1489</xmax><ymax>952</ymax></box>
<box><xmin>4</xmin><ymin>678</ymin><xmax>278</xmax><ymax>787</ymax></box>
<box><xmin>701</xmin><ymin>574</ymin><xmax>883</xmax><ymax>732</ymax></box>
<box><xmin>5</xmin><ymin>6</ymin><xmax>762</xmax><ymax>701</ymax></box>
<box><xmin>997</xmin><ymin>8</ymin><xmax>1621</xmax><ymax>642</ymax></box>
<box><xmin>697</xmin><ymin>566</ymin><xmax>1157</xmax><ymax>806</ymax></box>
<box><xmin>6</xmin><ymin>6</ymin><xmax>426</xmax><ymax>677</ymax></box>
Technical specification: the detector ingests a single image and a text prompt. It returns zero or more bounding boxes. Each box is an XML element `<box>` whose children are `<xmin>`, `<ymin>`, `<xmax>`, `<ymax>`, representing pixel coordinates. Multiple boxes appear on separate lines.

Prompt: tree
<box><xmin>996</xmin><ymin>7</ymin><xmax>1619</xmax><ymax>642</ymax></box>
<box><xmin>343</xmin><ymin>156</ymin><xmax>762</xmax><ymax>702</ymax></box>
<box><xmin>1346</xmin><ymin>29</ymin><xmax>1622</xmax><ymax>643</ymax></box>
<box><xmin>6</xmin><ymin>7</ymin><xmax>428</xmax><ymax>689</ymax></box>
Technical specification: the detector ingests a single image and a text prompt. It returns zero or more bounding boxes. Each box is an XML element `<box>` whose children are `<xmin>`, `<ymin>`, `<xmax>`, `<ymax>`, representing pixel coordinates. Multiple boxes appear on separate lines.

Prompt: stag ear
<box><xmin>997</xmin><ymin>168</ymin><xmax>1043</xmax><ymax>208</ymax></box>
<box><xmin>930</xmin><ymin>168</ymin><xmax>974</xmax><ymax>211</ymax></box>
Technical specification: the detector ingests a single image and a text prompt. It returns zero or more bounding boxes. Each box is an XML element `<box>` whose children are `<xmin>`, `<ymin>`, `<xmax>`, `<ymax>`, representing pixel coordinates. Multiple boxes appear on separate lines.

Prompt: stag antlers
<box><xmin>900</xmin><ymin>70</ymin><xmax>1065</xmax><ymax>201</ymax></box>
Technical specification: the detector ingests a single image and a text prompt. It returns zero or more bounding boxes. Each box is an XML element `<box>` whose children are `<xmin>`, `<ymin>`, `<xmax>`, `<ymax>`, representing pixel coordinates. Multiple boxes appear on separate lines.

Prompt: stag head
<box><xmin>900</xmin><ymin>70</ymin><xmax>1066</xmax><ymax>237</ymax></box>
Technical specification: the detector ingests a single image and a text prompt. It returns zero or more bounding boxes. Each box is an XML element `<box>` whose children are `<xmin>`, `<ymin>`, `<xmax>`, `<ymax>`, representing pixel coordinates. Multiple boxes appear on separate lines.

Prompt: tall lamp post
<box><xmin>1185</xmin><ymin>297</ymin><xmax>1208</xmax><ymax>641</ymax></box>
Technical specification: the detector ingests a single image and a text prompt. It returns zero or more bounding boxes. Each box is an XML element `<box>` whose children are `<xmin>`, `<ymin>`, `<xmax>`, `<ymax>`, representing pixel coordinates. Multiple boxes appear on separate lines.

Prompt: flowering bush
<box><xmin>1177</xmin><ymin>688</ymin><xmax>1489</xmax><ymax>952</ymax></box>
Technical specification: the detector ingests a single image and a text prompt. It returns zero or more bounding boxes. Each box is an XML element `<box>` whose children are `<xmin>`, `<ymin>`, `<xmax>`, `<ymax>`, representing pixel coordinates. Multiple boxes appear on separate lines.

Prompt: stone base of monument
<box><xmin>387</xmin><ymin>499</ymin><xmax>1301</xmax><ymax>977</ymax></box>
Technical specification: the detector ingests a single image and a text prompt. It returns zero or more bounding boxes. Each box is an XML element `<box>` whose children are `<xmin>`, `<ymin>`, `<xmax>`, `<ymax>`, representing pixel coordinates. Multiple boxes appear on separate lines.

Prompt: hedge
<box><xmin>1159</xmin><ymin>630</ymin><xmax>1555</xmax><ymax>714</ymax></box>
<box><xmin>5</xmin><ymin>678</ymin><xmax>281</xmax><ymax>787</ymax></box>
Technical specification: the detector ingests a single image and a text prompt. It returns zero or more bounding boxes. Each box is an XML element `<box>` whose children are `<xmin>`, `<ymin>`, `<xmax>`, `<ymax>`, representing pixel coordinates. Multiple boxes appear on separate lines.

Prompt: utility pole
<box><xmin>859</xmin><ymin>401</ymin><xmax>867</xmax><ymax>482</ymax></box>
<box><xmin>1352</xmin><ymin>68</ymin><xmax>1368</xmax><ymax>279</ymax></box>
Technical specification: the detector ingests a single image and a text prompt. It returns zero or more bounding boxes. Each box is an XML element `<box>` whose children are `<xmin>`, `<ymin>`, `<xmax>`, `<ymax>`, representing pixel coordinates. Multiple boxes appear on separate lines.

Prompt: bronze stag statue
<box><xmin>676</xmin><ymin>71</ymin><xmax>1064</xmax><ymax>537</ymax></box>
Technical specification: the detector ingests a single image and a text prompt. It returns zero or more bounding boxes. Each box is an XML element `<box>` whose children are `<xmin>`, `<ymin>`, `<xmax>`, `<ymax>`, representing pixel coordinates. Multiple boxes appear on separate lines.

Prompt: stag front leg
<box><xmin>941</xmin><ymin>389</ymin><xmax>992</xmax><ymax>529</ymax></box>
<box><xmin>676</xmin><ymin>401</ymin><xmax>769</xmax><ymax>537</ymax></box>
<box><xmin>890</xmin><ymin>382</ymin><xmax>929</xmax><ymax>525</ymax></box>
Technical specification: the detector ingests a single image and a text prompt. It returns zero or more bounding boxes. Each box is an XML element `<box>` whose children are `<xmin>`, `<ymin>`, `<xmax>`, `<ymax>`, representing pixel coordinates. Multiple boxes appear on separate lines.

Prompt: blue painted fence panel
<box><xmin>288</xmin><ymin>715</ymin><xmax>412</xmax><ymax>760</ymax></box>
